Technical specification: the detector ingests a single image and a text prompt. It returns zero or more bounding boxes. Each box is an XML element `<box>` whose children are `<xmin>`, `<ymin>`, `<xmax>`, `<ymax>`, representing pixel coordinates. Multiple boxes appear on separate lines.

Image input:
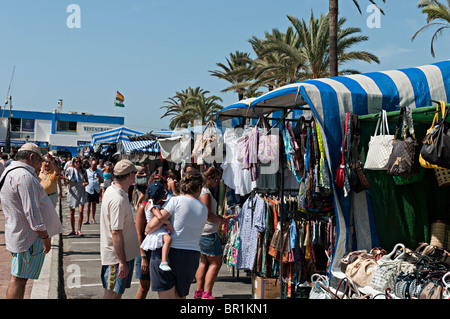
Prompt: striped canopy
<box><xmin>91</xmin><ymin>126</ymin><xmax>144</xmax><ymax>145</ymax></box>
<box><xmin>121</xmin><ymin>139</ymin><xmax>160</xmax><ymax>154</ymax></box>
<box><xmin>248</xmin><ymin>61</ymin><xmax>450</xmax><ymax>278</ymax></box>
<box><xmin>217</xmin><ymin>98</ymin><xmax>256</xmax><ymax>119</ymax></box>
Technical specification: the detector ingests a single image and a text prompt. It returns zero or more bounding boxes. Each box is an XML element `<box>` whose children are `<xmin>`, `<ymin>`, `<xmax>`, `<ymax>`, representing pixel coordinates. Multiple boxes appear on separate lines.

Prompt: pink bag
<box><xmin>258</xmin><ymin>119</ymin><xmax>279</xmax><ymax>163</ymax></box>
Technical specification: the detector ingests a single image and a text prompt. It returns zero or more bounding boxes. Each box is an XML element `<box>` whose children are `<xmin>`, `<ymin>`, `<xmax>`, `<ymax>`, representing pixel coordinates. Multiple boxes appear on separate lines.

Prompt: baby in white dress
<box><xmin>140</xmin><ymin>182</ymin><xmax>172</xmax><ymax>271</ymax></box>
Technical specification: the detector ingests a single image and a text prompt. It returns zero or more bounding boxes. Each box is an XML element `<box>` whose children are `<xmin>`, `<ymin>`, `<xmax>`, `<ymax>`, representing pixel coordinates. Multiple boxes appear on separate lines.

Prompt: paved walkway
<box><xmin>0</xmin><ymin>207</ymin><xmax>34</xmax><ymax>298</ymax></box>
<box><xmin>1</xmin><ymin>193</ymin><xmax>252</xmax><ymax>299</ymax></box>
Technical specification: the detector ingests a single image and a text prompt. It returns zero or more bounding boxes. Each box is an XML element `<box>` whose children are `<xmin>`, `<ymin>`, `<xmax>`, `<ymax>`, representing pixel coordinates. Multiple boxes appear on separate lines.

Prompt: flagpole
<box><xmin>113</xmin><ymin>100</ymin><xmax>116</xmax><ymax>117</ymax></box>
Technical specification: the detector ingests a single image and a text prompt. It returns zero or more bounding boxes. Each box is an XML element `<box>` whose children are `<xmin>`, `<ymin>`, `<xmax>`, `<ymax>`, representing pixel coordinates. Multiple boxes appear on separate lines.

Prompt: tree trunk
<box><xmin>329</xmin><ymin>0</ymin><xmax>339</xmax><ymax>77</ymax></box>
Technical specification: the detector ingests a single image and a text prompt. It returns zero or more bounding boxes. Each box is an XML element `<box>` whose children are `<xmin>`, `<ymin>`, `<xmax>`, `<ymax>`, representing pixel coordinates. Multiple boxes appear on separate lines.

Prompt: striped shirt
<box><xmin>0</xmin><ymin>161</ymin><xmax>63</xmax><ymax>253</ymax></box>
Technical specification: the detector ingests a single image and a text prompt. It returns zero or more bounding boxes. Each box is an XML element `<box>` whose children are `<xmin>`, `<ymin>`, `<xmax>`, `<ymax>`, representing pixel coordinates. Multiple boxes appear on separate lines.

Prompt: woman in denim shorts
<box><xmin>194</xmin><ymin>168</ymin><xmax>236</xmax><ymax>299</ymax></box>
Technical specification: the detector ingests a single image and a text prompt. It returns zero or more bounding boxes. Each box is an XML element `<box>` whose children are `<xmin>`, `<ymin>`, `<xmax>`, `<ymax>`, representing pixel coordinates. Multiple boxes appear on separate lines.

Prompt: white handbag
<box><xmin>309</xmin><ymin>274</ymin><xmax>333</xmax><ymax>299</ymax></box>
<box><xmin>370</xmin><ymin>243</ymin><xmax>415</xmax><ymax>292</ymax></box>
<box><xmin>364</xmin><ymin>110</ymin><xmax>395</xmax><ymax>170</ymax></box>
<box><xmin>443</xmin><ymin>272</ymin><xmax>450</xmax><ymax>300</ymax></box>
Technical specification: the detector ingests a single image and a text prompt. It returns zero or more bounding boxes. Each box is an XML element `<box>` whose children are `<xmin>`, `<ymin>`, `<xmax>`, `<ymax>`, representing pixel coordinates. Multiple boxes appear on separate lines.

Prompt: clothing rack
<box><xmin>221</xmin><ymin>104</ymin><xmax>318</xmax><ymax>298</ymax></box>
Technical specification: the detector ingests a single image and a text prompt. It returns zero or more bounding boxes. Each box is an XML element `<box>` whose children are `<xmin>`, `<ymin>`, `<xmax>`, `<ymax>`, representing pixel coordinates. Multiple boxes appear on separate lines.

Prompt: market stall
<box><xmin>216</xmin><ymin>61</ymin><xmax>450</xmax><ymax>299</ymax></box>
<box><xmin>90</xmin><ymin>126</ymin><xmax>144</xmax><ymax>161</ymax></box>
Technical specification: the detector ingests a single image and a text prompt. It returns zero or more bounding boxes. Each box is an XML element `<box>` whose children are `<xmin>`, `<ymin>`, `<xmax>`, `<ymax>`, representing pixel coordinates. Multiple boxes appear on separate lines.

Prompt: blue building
<box><xmin>0</xmin><ymin>107</ymin><xmax>124</xmax><ymax>156</ymax></box>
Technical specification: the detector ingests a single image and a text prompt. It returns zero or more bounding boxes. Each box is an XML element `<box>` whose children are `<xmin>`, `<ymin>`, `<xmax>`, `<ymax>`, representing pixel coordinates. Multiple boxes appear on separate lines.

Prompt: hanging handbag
<box><xmin>420</xmin><ymin>101</ymin><xmax>450</xmax><ymax>169</ymax></box>
<box><xmin>349</xmin><ymin>115</ymin><xmax>371</xmax><ymax>193</ymax></box>
<box><xmin>387</xmin><ymin>107</ymin><xmax>419</xmax><ymax>177</ymax></box>
<box><xmin>257</xmin><ymin>117</ymin><xmax>279</xmax><ymax>164</ymax></box>
<box><xmin>335</xmin><ymin>113</ymin><xmax>350</xmax><ymax>188</ymax></box>
<box><xmin>364</xmin><ymin>110</ymin><xmax>395</xmax><ymax>170</ymax></box>
<box><xmin>419</xmin><ymin>103</ymin><xmax>446</xmax><ymax>169</ymax></box>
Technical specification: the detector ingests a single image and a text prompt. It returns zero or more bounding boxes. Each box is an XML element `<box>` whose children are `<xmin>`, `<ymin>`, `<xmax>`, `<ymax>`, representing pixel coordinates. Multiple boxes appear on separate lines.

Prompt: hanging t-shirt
<box><xmin>221</xmin><ymin>128</ymin><xmax>253</xmax><ymax>196</ymax></box>
<box><xmin>236</xmin><ymin>194</ymin><xmax>266</xmax><ymax>270</ymax></box>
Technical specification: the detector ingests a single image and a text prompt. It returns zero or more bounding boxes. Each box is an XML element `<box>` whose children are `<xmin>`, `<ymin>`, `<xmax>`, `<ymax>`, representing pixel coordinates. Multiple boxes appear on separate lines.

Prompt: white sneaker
<box><xmin>159</xmin><ymin>262</ymin><xmax>172</xmax><ymax>271</ymax></box>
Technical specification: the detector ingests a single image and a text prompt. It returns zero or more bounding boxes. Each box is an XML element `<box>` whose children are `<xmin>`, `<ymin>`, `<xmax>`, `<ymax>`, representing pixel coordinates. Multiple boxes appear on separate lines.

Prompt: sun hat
<box><xmin>147</xmin><ymin>182</ymin><xmax>167</xmax><ymax>202</ymax></box>
<box><xmin>18</xmin><ymin>143</ymin><xmax>44</xmax><ymax>159</ymax></box>
<box><xmin>113</xmin><ymin>159</ymin><xmax>137</xmax><ymax>176</ymax></box>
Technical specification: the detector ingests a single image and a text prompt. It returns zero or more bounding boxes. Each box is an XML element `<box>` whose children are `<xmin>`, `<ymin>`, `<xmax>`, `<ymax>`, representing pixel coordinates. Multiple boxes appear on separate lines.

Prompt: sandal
<box><xmin>68</xmin><ymin>231</ymin><xmax>76</xmax><ymax>236</ymax></box>
<box><xmin>201</xmin><ymin>291</ymin><xmax>215</xmax><ymax>299</ymax></box>
<box><xmin>194</xmin><ymin>289</ymin><xmax>204</xmax><ymax>299</ymax></box>
<box><xmin>77</xmin><ymin>231</ymin><xmax>84</xmax><ymax>237</ymax></box>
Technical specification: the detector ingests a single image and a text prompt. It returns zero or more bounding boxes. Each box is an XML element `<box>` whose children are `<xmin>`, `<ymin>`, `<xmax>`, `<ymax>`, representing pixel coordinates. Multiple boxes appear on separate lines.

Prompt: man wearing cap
<box><xmin>0</xmin><ymin>143</ymin><xmax>63</xmax><ymax>299</ymax></box>
<box><xmin>100</xmin><ymin>159</ymin><xmax>140</xmax><ymax>299</ymax></box>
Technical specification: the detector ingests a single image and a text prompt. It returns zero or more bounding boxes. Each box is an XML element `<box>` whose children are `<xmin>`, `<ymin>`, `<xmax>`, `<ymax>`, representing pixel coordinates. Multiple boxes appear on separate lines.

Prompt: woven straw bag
<box><xmin>434</xmin><ymin>168</ymin><xmax>450</xmax><ymax>187</ymax></box>
<box><xmin>430</xmin><ymin>221</ymin><xmax>447</xmax><ymax>249</ymax></box>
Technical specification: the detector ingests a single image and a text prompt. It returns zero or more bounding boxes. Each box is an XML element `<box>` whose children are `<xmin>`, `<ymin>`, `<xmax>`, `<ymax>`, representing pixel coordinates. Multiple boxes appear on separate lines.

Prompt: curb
<box><xmin>30</xmin><ymin>198</ymin><xmax>65</xmax><ymax>299</ymax></box>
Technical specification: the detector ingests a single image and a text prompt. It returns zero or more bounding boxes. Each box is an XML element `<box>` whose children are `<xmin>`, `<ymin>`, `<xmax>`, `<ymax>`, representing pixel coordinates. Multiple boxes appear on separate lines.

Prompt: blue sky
<box><xmin>0</xmin><ymin>0</ymin><xmax>449</xmax><ymax>133</ymax></box>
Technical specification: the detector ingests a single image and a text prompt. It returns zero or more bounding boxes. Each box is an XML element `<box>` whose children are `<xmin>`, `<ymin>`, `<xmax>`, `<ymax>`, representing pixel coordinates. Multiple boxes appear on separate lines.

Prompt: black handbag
<box><xmin>387</xmin><ymin>107</ymin><xmax>419</xmax><ymax>177</ymax></box>
<box><xmin>420</xmin><ymin>101</ymin><xmax>450</xmax><ymax>169</ymax></box>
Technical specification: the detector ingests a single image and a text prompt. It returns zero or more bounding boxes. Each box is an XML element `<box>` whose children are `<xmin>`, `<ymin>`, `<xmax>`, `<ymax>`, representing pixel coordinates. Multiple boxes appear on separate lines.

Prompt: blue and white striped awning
<box><xmin>121</xmin><ymin>140</ymin><xmax>160</xmax><ymax>154</ymax></box>
<box><xmin>250</xmin><ymin>61</ymin><xmax>450</xmax><ymax>279</ymax></box>
<box><xmin>217</xmin><ymin>98</ymin><xmax>256</xmax><ymax>119</ymax></box>
<box><xmin>91</xmin><ymin>126</ymin><xmax>144</xmax><ymax>145</ymax></box>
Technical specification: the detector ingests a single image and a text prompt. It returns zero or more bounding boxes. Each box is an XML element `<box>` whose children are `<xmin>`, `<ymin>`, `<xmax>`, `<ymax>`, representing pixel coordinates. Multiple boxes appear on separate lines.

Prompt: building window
<box><xmin>57</xmin><ymin>121</ymin><xmax>77</xmax><ymax>132</ymax></box>
<box><xmin>11</xmin><ymin>118</ymin><xmax>21</xmax><ymax>132</ymax></box>
<box><xmin>10</xmin><ymin>118</ymin><xmax>35</xmax><ymax>140</ymax></box>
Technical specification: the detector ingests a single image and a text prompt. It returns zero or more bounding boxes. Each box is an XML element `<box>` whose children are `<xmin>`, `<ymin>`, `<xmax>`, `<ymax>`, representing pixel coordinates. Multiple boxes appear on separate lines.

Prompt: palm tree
<box><xmin>160</xmin><ymin>89</ymin><xmax>192</xmax><ymax>130</ymax></box>
<box><xmin>412</xmin><ymin>0</ymin><xmax>450</xmax><ymax>57</ymax></box>
<box><xmin>160</xmin><ymin>87</ymin><xmax>222</xmax><ymax>129</ymax></box>
<box><xmin>254</xmin><ymin>12</ymin><xmax>379</xmax><ymax>81</ymax></box>
<box><xmin>329</xmin><ymin>0</ymin><xmax>386</xmax><ymax>76</ymax></box>
<box><xmin>183</xmin><ymin>93</ymin><xmax>223</xmax><ymax>126</ymax></box>
<box><xmin>209</xmin><ymin>51</ymin><xmax>254</xmax><ymax>101</ymax></box>
<box><xmin>248</xmin><ymin>27</ymin><xmax>303</xmax><ymax>90</ymax></box>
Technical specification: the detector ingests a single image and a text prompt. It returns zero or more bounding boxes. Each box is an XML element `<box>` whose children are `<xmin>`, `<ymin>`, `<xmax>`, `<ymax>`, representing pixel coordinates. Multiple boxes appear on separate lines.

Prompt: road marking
<box><xmin>68</xmin><ymin>281</ymin><xmax>140</xmax><ymax>288</ymax></box>
<box><xmin>70</xmin><ymin>241</ymin><xmax>99</xmax><ymax>244</ymax></box>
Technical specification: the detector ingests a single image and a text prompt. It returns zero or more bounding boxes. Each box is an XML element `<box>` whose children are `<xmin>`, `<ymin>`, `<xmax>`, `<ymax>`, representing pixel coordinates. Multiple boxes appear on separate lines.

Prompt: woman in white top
<box><xmin>145</xmin><ymin>169</ymin><xmax>207</xmax><ymax>299</ymax></box>
<box><xmin>194</xmin><ymin>167</ymin><xmax>235</xmax><ymax>299</ymax></box>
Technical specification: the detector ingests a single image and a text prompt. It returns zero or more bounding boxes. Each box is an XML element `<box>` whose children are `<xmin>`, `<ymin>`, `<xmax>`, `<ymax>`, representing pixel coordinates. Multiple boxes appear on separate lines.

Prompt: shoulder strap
<box><xmin>0</xmin><ymin>166</ymin><xmax>30</xmax><ymax>191</ymax></box>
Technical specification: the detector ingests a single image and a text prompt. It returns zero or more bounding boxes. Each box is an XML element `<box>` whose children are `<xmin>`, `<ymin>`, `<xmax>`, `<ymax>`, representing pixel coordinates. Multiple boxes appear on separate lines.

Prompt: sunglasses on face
<box><xmin>75</xmin><ymin>161</ymin><xmax>81</xmax><ymax>164</ymax></box>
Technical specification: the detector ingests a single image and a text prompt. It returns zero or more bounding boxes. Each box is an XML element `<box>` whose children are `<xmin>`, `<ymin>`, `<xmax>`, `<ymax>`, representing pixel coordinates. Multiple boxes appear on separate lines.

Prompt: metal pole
<box><xmin>279</xmin><ymin>108</ymin><xmax>286</xmax><ymax>298</ymax></box>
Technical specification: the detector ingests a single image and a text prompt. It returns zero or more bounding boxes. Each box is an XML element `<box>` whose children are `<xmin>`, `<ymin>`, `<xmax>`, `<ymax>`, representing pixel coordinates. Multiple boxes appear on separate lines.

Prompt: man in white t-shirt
<box><xmin>100</xmin><ymin>159</ymin><xmax>140</xmax><ymax>299</ymax></box>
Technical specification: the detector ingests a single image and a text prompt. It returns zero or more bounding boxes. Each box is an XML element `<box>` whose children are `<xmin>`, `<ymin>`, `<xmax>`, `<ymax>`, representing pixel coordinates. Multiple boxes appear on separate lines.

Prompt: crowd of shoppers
<box><xmin>1</xmin><ymin>143</ymin><xmax>234</xmax><ymax>300</ymax></box>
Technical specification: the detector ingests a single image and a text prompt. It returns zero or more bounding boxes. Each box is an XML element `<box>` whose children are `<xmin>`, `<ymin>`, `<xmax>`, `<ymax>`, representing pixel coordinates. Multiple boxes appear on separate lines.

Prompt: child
<box><xmin>140</xmin><ymin>182</ymin><xmax>172</xmax><ymax>271</ymax></box>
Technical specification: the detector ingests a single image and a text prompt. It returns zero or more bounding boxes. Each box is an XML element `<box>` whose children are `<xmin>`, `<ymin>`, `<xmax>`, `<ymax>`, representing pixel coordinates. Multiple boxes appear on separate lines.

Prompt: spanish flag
<box><xmin>115</xmin><ymin>91</ymin><xmax>125</xmax><ymax>107</ymax></box>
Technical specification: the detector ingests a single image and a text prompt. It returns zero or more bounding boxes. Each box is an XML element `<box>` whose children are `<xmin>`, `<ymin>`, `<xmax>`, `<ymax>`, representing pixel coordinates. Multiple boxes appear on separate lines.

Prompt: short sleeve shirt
<box><xmin>100</xmin><ymin>183</ymin><xmax>140</xmax><ymax>265</ymax></box>
<box><xmin>162</xmin><ymin>195</ymin><xmax>207</xmax><ymax>251</ymax></box>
